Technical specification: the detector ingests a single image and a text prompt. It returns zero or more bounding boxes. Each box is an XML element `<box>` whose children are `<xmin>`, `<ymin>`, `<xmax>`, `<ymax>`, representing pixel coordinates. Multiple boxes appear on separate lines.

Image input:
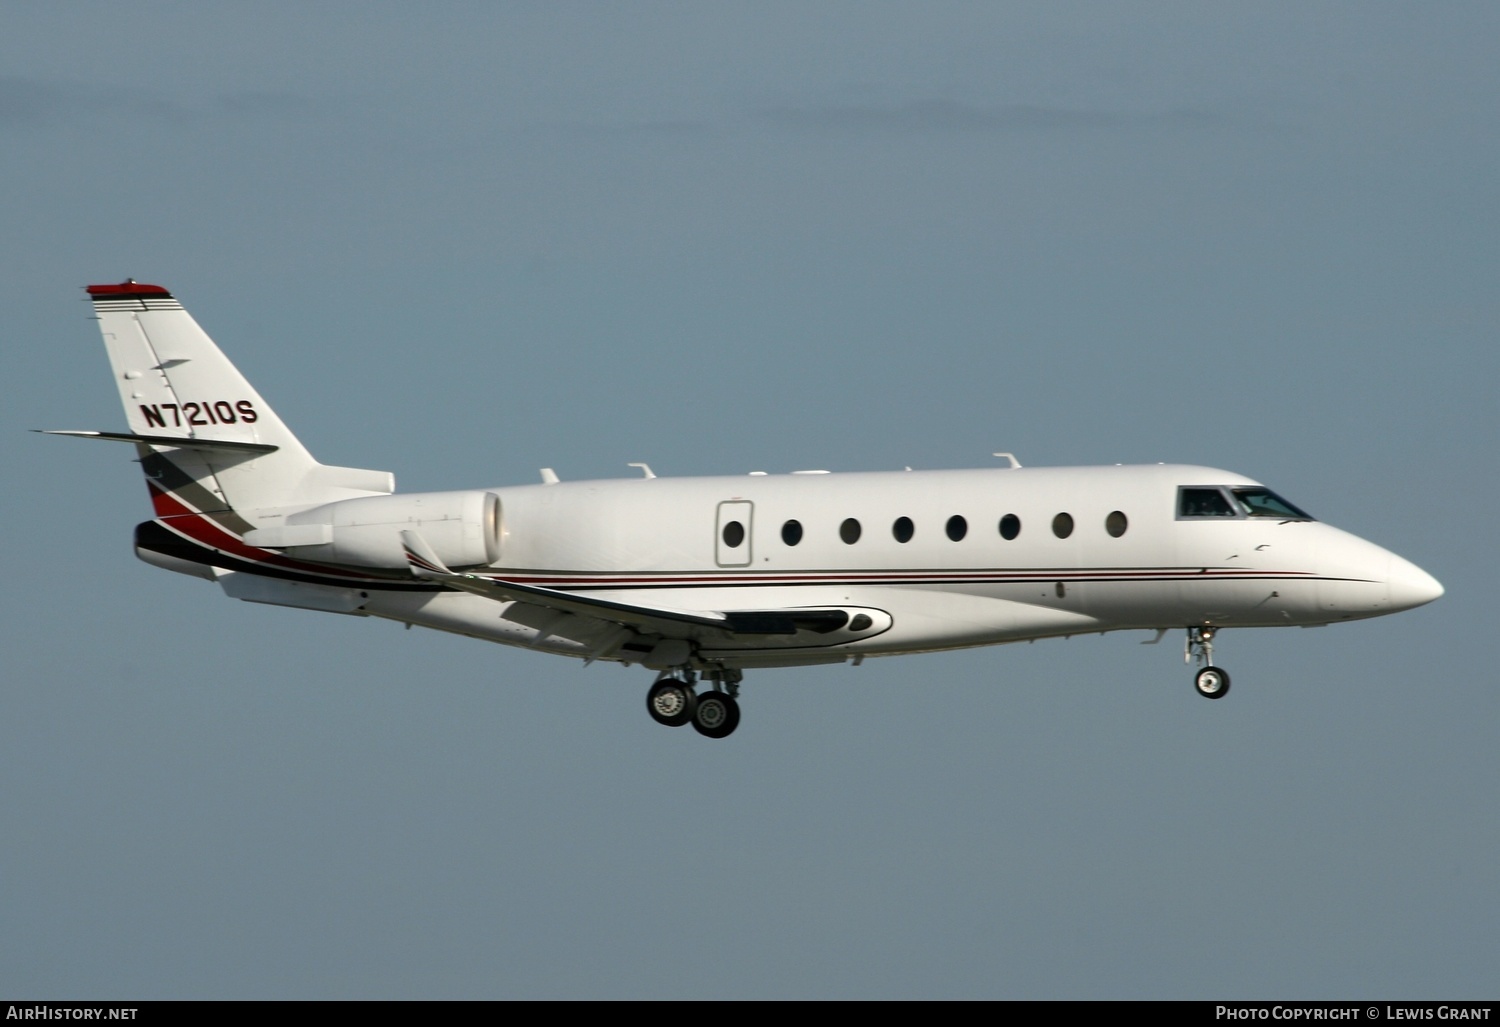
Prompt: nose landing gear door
<box><xmin>715</xmin><ymin>501</ymin><xmax>753</xmax><ymax>567</ymax></box>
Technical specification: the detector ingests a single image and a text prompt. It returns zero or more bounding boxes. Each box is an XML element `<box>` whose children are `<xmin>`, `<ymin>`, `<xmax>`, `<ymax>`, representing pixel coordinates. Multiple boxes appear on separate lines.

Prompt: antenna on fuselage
<box><xmin>993</xmin><ymin>452</ymin><xmax>1022</xmax><ymax>468</ymax></box>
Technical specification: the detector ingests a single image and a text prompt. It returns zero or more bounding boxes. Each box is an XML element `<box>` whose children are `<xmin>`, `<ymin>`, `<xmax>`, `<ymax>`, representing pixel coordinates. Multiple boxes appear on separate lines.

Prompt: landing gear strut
<box><xmin>644</xmin><ymin>668</ymin><xmax>743</xmax><ymax>738</ymax></box>
<box><xmin>1186</xmin><ymin>627</ymin><xmax>1230</xmax><ymax>699</ymax></box>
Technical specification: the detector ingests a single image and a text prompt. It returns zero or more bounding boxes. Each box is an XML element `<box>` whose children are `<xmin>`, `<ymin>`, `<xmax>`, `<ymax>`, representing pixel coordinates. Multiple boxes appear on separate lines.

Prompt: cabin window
<box><xmin>1106</xmin><ymin>511</ymin><xmax>1128</xmax><ymax>537</ymax></box>
<box><xmin>1231</xmin><ymin>488</ymin><xmax>1313</xmax><ymax>520</ymax></box>
<box><xmin>946</xmin><ymin>515</ymin><xmax>968</xmax><ymax>541</ymax></box>
<box><xmin>892</xmin><ymin>516</ymin><xmax>914</xmax><ymax>543</ymax></box>
<box><xmin>999</xmin><ymin>514</ymin><xmax>1021</xmax><ymax>540</ymax></box>
<box><xmin>1052</xmin><ymin>512</ymin><xmax>1074</xmax><ymax>539</ymax></box>
<box><xmin>721</xmin><ymin>520</ymin><xmax>746</xmax><ymax>548</ymax></box>
<box><xmin>840</xmin><ymin>518</ymin><xmax>862</xmax><ymax>544</ymax></box>
<box><xmin>781</xmin><ymin>519</ymin><xmax>803</xmax><ymax>546</ymax></box>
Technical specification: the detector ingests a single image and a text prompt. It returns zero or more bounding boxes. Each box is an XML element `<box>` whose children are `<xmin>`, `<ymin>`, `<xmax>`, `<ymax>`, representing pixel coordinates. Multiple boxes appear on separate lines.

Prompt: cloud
<box><xmin>209</xmin><ymin>92</ymin><xmax>314</xmax><ymax>118</ymax></box>
<box><xmin>0</xmin><ymin>77</ymin><xmax>84</xmax><ymax>128</ymax></box>
<box><xmin>0</xmin><ymin>76</ymin><xmax>312</xmax><ymax>132</ymax></box>
<box><xmin>759</xmin><ymin>98</ymin><xmax>1221</xmax><ymax>134</ymax></box>
<box><xmin>518</xmin><ymin>117</ymin><xmax>718</xmax><ymax>142</ymax></box>
<box><xmin>510</xmin><ymin>98</ymin><xmax>1223</xmax><ymax>148</ymax></box>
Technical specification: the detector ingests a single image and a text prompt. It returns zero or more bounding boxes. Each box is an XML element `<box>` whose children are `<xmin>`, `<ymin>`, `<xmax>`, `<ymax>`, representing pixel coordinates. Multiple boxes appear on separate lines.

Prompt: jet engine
<box><xmin>247</xmin><ymin>490</ymin><xmax>502</xmax><ymax>569</ymax></box>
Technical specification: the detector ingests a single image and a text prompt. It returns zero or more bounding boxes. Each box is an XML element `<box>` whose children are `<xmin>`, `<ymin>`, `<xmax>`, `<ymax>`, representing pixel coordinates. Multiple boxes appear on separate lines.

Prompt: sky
<box><xmin>3</xmin><ymin>1</ymin><xmax>1496</xmax><ymax>1000</ymax></box>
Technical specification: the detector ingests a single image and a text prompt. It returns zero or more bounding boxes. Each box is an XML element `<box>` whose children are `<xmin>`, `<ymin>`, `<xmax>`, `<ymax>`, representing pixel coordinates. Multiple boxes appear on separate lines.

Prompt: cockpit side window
<box><xmin>1231</xmin><ymin>488</ymin><xmax>1314</xmax><ymax>520</ymax></box>
<box><xmin>1178</xmin><ymin>487</ymin><xmax>1237</xmax><ymax>518</ymax></box>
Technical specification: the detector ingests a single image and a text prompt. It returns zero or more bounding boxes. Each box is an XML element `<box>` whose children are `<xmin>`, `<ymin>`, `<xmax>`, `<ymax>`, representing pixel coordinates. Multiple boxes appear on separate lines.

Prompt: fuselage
<box><xmin>348</xmin><ymin>462</ymin><xmax>1441</xmax><ymax>669</ymax></box>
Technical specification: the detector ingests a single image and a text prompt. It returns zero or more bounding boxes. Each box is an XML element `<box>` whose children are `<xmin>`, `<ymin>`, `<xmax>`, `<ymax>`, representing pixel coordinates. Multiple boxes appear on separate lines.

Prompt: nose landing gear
<box><xmin>1194</xmin><ymin>665</ymin><xmax>1230</xmax><ymax>699</ymax></box>
<box><xmin>1186</xmin><ymin>627</ymin><xmax>1230</xmax><ymax>699</ymax></box>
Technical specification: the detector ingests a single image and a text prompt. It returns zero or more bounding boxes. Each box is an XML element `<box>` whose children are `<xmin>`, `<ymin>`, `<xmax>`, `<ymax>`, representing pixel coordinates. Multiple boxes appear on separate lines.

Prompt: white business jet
<box><xmin>46</xmin><ymin>281</ymin><xmax>1443</xmax><ymax>738</ymax></box>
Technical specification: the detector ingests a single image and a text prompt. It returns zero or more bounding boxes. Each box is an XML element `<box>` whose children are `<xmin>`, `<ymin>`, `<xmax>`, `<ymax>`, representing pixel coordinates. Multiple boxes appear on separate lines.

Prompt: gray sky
<box><xmin>4</xmin><ymin>2</ymin><xmax>1495</xmax><ymax>999</ymax></box>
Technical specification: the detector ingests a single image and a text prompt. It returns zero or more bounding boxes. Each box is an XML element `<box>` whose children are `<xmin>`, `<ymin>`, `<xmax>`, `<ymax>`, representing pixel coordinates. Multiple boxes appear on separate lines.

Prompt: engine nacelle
<box><xmin>249</xmin><ymin>490</ymin><xmax>502</xmax><ymax>569</ymax></box>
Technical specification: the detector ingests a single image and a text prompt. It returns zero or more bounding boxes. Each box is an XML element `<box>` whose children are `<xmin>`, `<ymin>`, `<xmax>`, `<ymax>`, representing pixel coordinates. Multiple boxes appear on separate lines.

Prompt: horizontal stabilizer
<box><xmin>36</xmin><ymin>429</ymin><xmax>278</xmax><ymax>454</ymax></box>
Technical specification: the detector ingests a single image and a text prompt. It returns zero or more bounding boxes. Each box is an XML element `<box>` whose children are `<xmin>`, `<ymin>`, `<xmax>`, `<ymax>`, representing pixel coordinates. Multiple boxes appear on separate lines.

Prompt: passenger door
<box><xmin>715</xmin><ymin>501</ymin><xmax>754</xmax><ymax>567</ymax></box>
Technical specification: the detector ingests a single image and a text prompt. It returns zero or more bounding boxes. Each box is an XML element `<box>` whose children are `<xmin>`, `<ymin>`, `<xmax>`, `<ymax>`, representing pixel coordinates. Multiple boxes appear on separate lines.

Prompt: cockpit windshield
<box><xmin>1179</xmin><ymin>488</ymin><xmax>1237</xmax><ymax>517</ymax></box>
<box><xmin>1178</xmin><ymin>486</ymin><xmax>1316</xmax><ymax>521</ymax></box>
<box><xmin>1230</xmin><ymin>488</ymin><xmax>1313</xmax><ymax>520</ymax></box>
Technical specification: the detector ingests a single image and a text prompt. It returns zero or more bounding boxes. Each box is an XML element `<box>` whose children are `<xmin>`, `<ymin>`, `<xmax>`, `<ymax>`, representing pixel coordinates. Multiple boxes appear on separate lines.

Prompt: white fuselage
<box><xmin>350</xmin><ymin>463</ymin><xmax>1439</xmax><ymax>670</ymax></box>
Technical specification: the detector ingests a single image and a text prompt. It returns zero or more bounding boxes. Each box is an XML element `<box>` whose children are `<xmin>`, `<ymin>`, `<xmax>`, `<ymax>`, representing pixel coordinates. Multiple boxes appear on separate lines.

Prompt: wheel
<box><xmin>646</xmin><ymin>679</ymin><xmax>697</xmax><ymax>727</ymax></box>
<box><xmin>691</xmin><ymin>690</ymin><xmax>740</xmax><ymax>739</ymax></box>
<box><xmin>1195</xmin><ymin>666</ymin><xmax>1231</xmax><ymax>699</ymax></box>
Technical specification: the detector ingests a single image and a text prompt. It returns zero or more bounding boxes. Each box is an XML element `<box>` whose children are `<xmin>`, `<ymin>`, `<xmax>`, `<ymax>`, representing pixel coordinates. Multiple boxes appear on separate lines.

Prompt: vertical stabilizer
<box><xmin>86</xmin><ymin>281</ymin><xmax>393</xmax><ymax>528</ymax></box>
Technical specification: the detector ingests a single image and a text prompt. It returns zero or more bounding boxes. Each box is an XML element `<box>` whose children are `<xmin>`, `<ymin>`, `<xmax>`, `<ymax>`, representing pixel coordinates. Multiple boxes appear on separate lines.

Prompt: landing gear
<box><xmin>646</xmin><ymin>677</ymin><xmax>697</xmax><ymax>727</ymax></box>
<box><xmin>1194</xmin><ymin>666</ymin><xmax>1230</xmax><ymax>699</ymax></box>
<box><xmin>691</xmin><ymin>691</ymin><xmax>740</xmax><ymax>738</ymax></box>
<box><xmin>644</xmin><ymin>668</ymin><xmax>743</xmax><ymax>737</ymax></box>
<box><xmin>1186</xmin><ymin>627</ymin><xmax>1230</xmax><ymax>699</ymax></box>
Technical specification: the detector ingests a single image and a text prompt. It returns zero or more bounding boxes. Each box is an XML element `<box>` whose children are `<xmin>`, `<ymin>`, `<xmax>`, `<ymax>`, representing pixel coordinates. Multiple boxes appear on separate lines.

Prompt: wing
<box><xmin>399</xmin><ymin>530</ymin><xmax>853</xmax><ymax>642</ymax></box>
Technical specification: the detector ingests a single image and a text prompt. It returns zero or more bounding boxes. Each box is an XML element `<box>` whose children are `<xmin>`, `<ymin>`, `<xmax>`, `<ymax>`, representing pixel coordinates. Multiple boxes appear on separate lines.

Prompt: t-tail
<box><xmin>46</xmin><ymin>280</ymin><xmax>395</xmax><ymax>579</ymax></box>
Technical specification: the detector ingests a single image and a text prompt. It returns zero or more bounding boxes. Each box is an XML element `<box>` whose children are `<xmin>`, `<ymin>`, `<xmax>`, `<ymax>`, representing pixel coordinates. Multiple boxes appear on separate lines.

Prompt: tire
<box><xmin>691</xmin><ymin>690</ymin><xmax>740</xmax><ymax>739</ymax></box>
<box><xmin>646</xmin><ymin>679</ymin><xmax>697</xmax><ymax>727</ymax></box>
<box><xmin>1195</xmin><ymin>666</ymin><xmax>1231</xmax><ymax>699</ymax></box>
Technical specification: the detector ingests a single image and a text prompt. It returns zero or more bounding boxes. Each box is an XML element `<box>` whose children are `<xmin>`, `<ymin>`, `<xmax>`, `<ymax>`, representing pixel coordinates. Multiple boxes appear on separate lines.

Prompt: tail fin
<box><xmin>79</xmin><ymin>280</ymin><xmax>392</xmax><ymax>528</ymax></box>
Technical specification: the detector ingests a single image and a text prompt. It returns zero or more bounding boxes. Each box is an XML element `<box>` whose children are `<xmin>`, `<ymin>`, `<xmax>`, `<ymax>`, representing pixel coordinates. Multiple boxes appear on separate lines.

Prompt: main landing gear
<box><xmin>645</xmin><ymin>669</ymin><xmax>742</xmax><ymax>738</ymax></box>
<box><xmin>1186</xmin><ymin>626</ymin><xmax>1230</xmax><ymax>699</ymax></box>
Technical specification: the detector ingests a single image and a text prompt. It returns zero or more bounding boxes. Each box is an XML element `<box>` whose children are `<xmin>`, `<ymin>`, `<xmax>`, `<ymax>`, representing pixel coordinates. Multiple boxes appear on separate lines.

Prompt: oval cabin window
<box><xmin>1052</xmin><ymin>512</ymin><xmax>1074</xmax><ymax>539</ymax></box>
<box><xmin>892</xmin><ymin>517</ymin><xmax>914</xmax><ymax>543</ymax></box>
<box><xmin>1105</xmin><ymin>511</ymin><xmax>1128</xmax><ymax>538</ymax></box>
<box><xmin>999</xmin><ymin>514</ymin><xmax>1021</xmax><ymax>540</ymax></box>
<box><xmin>840</xmin><ymin>518</ymin><xmax>862</xmax><ymax>544</ymax></box>
<box><xmin>781</xmin><ymin>520</ymin><xmax>803</xmax><ymax>546</ymax></box>
<box><xmin>721</xmin><ymin>520</ymin><xmax>745</xmax><ymax>548</ymax></box>
<box><xmin>946</xmin><ymin>515</ymin><xmax>968</xmax><ymax>541</ymax></box>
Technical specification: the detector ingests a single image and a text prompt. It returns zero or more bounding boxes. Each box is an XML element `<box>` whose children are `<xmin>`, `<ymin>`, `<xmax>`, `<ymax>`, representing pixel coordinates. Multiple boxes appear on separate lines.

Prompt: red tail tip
<box><xmin>86</xmin><ymin>280</ymin><xmax>171</xmax><ymax>297</ymax></box>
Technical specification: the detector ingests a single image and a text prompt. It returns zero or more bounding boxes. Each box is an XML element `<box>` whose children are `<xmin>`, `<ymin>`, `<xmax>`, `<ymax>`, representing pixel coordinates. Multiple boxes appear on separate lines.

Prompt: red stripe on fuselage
<box><xmin>146</xmin><ymin>483</ymin><xmax>376</xmax><ymax>581</ymax></box>
<box><xmin>467</xmin><ymin>568</ymin><xmax>1319</xmax><ymax>588</ymax></box>
<box><xmin>140</xmin><ymin>485</ymin><xmax>1335</xmax><ymax>592</ymax></box>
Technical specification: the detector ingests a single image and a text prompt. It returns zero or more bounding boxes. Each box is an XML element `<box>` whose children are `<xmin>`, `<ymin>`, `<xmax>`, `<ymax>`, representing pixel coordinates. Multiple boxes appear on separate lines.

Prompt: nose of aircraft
<box><xmin>1315</xmin><ymin>527</ymin><xmax>1443</xmax><ymax>619</ymax></box>
<box><xmin>1385</xmin><ymin>553</ymin><xmax>1444</xmax><ymax>612</ymax></box>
